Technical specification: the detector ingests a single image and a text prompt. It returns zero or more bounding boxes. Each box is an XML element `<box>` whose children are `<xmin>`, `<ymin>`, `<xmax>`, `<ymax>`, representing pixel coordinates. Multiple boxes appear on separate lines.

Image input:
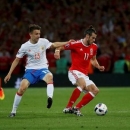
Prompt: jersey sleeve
<box><xmin>16</xmin><ymin>44</ymin><xmax>26</xmax><ymax>58</ymax></box>
<box><xmin>63</xmin><ymin>41</ymin><xmax>75</xmax><ymax>50</ymax></box>
<box><xmin>42</xmin><ymin>38</ymin><xmax>52</xmax><ymax>49</ymax></box>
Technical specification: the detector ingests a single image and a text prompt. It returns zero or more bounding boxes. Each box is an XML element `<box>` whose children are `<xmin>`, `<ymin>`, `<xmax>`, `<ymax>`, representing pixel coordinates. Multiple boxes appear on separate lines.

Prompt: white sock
<box><xmin>11</xmin><ymin>93</ymin><xmax>22</xmax><ymax>113</ymax></box>
<box><xmin>47</xmin><ymin>84</ymin><xmax>54</xmax><ymax>98</ymax></box>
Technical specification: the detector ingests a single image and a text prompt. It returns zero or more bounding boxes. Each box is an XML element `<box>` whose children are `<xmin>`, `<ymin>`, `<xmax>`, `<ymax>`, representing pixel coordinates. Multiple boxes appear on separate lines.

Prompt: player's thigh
<box><xmin>39</xmin><ymin>69</ymin><xmax>53</xmax><ymax>83</ymax></box>
<box><xmin>68</xmin><ymin>70</ymin><xmax>86</xmax><ymax>88</ymax></box>
<box><xmin>76</xmin><ymin>78</ymin><xmax>86</xmax><ymax>89</ymax></box>
<box><xmin>43</xmin><ymin>72</ymin><xmax>53</xmax><ymax>83</ymax></box>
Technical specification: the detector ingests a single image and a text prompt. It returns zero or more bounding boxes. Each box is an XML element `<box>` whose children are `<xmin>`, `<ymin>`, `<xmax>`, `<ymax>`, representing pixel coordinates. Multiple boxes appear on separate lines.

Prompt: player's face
<box><xmin>87</xmin><ymin>33</ymin><xmax>97</xmax><ymax>45</ymax></box>
<box><xmin>30</xmin><ymin>30</ymin><xmax>41</xmax><ymax>43</ymax></box>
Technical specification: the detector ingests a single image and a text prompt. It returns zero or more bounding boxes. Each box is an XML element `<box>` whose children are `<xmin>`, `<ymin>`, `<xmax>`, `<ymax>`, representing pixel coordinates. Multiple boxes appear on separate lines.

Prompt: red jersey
<box><xmin>64</xmin><ymin>39</ymin><xmax>97</xmax><ymax>75</ymax></box>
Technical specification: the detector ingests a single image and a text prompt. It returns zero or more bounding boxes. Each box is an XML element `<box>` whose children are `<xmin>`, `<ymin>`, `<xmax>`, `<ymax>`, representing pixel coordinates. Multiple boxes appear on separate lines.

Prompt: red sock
<box><xmin>17</xmin><ymin>92</ymin><xmax>23</xmax><ymax>96</ymax></box>
<box><xmin>66</xmin><ymin>87</ymin><xmax>81</xmax><ymax>108</ymax></box>
<box><xmin>76</xmin><ymin>92</ymin><xmax>94</xmax><ymax>109</ymax></box>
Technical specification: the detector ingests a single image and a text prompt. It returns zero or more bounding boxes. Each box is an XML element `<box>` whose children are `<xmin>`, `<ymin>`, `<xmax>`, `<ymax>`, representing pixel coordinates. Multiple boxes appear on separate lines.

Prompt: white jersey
<box><xmin>16</xmin><ymin>38</ymin><xmax>52</xmax><ymax>69</ymax></box>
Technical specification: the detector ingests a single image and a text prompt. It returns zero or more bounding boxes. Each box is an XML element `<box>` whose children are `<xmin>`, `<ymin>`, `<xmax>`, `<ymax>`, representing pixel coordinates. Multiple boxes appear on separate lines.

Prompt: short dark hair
<box><xmin>84</xmin><ymin>25</ymin><xmax>96</xmax><ymax>36</ymax></box>
<box><xmin>29</xmin><ymin>24</ymin><xmax>41</xmax><ymax>33</ymax></box>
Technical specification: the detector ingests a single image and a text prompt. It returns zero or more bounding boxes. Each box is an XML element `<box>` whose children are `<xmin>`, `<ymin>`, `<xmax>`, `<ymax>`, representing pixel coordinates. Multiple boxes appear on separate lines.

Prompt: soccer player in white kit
<box><xmin>4</xmin><ymin>24</ymin><xmax>70</xmax><ymax>117</ymax></box>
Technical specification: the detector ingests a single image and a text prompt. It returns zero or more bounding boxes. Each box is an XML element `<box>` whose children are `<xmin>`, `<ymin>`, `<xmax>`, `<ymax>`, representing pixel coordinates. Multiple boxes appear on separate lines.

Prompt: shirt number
<box><xmin>84</xmin><ymin>53</ymin><xmax>89</xmax><ymax>60</ymax></box>
<box><xmin>35</xmin><ymin>53</ymin><xmax>40</xmax><ymax>59</ymax></box>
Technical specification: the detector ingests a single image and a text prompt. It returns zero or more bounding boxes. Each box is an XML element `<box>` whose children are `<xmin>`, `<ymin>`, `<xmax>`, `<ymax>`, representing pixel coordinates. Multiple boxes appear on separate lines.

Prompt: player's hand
<box><xmin>98</xmin><ymin>66</ymin><xmax>105</xmax><ymax>71</ymax></box>
<box><xmin>54</xmin><ymin>51</ymin><xmax>60</xmax><ymax>59</ymax></box>
<box><xmin>4</xmin><ymin>75</ymin><xmax>11</xmax><ymax>84</ymax></box>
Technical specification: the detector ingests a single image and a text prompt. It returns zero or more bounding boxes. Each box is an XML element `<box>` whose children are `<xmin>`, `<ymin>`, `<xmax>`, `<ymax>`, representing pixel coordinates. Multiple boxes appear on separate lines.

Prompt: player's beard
<box><xmin>87</xmin><ymin>40</ymin><xmax>91</xmax><ymax>45</ymax></box>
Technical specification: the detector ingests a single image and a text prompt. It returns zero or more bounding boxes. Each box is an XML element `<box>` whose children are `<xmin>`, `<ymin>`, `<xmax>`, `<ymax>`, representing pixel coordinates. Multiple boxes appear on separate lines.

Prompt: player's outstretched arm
<box><xmin>51</xmin><ymin>39</ymin><xmax>75</xmax><ymax>48</ymax></box>
<box><xmin>51</xmin><ymin>41</ymin><xmax>68</xmax><ymax>48</ymax></box>
<box><xmin>4</xmin><ymin>57</ymin><xmax>21</xmax><ymax>83</ymax></box>
<box><xmin>53</xmin><ymin>39</ymin><xmax>75</xmax><ymax>59</ymax></box>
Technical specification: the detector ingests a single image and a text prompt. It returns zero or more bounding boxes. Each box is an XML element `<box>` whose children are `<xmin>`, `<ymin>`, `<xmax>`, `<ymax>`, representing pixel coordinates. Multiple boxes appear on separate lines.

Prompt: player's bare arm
<box><xmin>50</xmin><ymin>42</ymin><xmax>68</xmax><ymax>48</ymax></box>
<box><xmin>54</xmin><ymin>46</ymin><xmax>65</xmax><ymax>59</ymax></box>
<box><xmin>90</xmin><ymin>56</ymin><xmax>105</xmax><ymax>71</ymax></box>
<box><xmin>54</xmin><ymin>39</ymin><xmax>75</xmax><ymax>59</ymax></box>
<box><xmin>51</xmin><ymin>39</ymin><xmax>75</xmax><ymax>49</ymax></box>
<box><xmin>4</xmin><ymin>57</ymin><xmax>21</xmax><ymax>83</ymax></box>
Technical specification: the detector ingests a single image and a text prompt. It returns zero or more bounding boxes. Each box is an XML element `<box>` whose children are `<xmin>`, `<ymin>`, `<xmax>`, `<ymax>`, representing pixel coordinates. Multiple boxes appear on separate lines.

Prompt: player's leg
<box><xmin>72</xmin><ymin>76</ymin><xmax>99</xmax><ymax>116</ymax></box>
<box><xmin>63</xmin><ymin>70</ymin><xmax>86</xmax><ymax>113</ymax></box>
<box><xmin>65</xmin><ymin>78</ymin><xmax>86</xmax><ymax>108</ymax></box>
<box><xmin>76</xmin><ymin>84</ymin><xmax>98</xmax><ymax>108</ymax></box>
<box><xmin>43</xmin><ymin>72</ymin><xmax>54</xmax><ymax>109</ymax></box>
<box><xmin>9</xmin><ymin>79</ymin><xmax>30</xmax><ymax>117</ymax></box>
<box><xmin>73</xmin><ymin>81</ymin><xmax>99</xmax><ymax>116</ymax></box>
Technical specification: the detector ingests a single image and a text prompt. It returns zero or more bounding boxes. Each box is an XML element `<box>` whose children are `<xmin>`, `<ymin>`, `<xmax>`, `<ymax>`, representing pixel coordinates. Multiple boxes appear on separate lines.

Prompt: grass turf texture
<box><xmin>0</xmin><ymin>87</ymin><xmax>130</xmax><ymax>130</ymax></box>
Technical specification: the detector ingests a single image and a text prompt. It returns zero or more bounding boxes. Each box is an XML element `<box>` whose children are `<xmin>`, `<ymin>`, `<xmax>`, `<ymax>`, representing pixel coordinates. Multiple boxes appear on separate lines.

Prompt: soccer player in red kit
<box><xmin>54</xmin><ymin>25</ymin><xmax>105</xmax><ymax>116</ymax></box>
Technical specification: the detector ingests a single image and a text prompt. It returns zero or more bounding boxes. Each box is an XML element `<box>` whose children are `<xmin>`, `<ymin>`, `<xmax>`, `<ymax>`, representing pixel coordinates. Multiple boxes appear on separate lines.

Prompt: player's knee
<box><xmin>18</xmin><ymin>84</ymin><xmax>28</xmax><ymax>94</ymax></box>
<box><xmin>46</xmin><ymin>73</ymin><xmax>53</xmax><ymax>83</ymax></box>
<box><xmin>77</xmin><ymin>83</ymin><xmax>86</xmax><ymax>90</ymax></box>
<box><xmin>18</xmin><ymin>79</ymin><xmax>29</xmax><ymax>94</ymax></box>
<box><xmin>94</xmin><ymin>87</ymin><xmax>99</xmax><ymax>95</ymax></box>
<box><xmin>18</xmin><ymin>86</ymin><xmax>27</xmax><ymax>94</ymax></box>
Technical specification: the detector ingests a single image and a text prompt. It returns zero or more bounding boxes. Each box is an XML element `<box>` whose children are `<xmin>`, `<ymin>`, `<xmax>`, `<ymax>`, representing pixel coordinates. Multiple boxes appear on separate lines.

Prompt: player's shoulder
<box><xmin>91</xmin><ymin>43</ymin><xmax>98</xmax><ymax>48</ymax></box>
<box><xmin>21</xmin><ymin>41</ymin><xmax>29</xmax><ymax>48</ymax></box>
<box><xmin>71</xmin><ymin>40</ymin><xmax>81</xmax><ymax>44</ymax></box>
<box><xmin>69</xmin><ymin>40</ymin><xmax>82</xmax><ymax>47</ymax></box>
<box><xmin>38</xmin><ymin>38</ymin><xmax>51</xmax><ymax>46</ymax></box>
<box><xmin>39</xmin><ymin>38</ymin><xmax>49</xmax><ymax>42</ymax></box>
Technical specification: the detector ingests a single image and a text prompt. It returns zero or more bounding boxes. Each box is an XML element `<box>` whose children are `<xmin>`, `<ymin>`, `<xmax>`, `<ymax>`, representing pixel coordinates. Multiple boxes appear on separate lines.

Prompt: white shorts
<box><xmin>68</xmin><ymin>70</ymin><xmax>95</xmax><ymax>87</ymax></box>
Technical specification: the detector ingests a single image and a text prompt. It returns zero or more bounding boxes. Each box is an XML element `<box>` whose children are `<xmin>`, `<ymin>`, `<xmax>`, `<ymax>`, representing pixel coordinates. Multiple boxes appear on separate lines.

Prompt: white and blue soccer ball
<box><xmin>94</xmin><ymin>103</ymin><xmax>108</xmax><ymax>116</ymax></box>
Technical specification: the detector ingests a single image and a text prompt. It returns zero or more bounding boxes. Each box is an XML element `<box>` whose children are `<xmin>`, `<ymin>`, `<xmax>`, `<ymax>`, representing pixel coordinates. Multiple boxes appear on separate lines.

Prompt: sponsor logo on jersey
<box><xmin>80</xmin><ymin>48</ymin><xmax>83</xmax><ymax>51</ymax></box>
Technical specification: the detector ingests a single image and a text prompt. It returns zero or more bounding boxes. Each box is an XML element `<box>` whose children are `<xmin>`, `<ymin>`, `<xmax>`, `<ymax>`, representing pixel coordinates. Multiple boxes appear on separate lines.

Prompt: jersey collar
<box><xmin>81</xmin><ymin>39</ymin><xmax>89</xmax><ymax>47</ymax></box>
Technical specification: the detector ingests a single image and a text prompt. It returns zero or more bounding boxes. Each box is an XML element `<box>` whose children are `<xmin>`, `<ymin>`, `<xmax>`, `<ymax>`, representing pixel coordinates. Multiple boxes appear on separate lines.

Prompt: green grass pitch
<box><xmin>0</xmin><ymin>87</ymin><xmax>130</xmax><ymax>130</ymax></box>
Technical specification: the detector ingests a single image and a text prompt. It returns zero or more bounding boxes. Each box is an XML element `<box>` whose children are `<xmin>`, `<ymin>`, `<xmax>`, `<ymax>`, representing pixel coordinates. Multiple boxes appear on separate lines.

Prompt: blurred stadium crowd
<box><xmin>0</xmin><ymin>0</ymin><xmax>130</xmax><ymax>75</ymax></box>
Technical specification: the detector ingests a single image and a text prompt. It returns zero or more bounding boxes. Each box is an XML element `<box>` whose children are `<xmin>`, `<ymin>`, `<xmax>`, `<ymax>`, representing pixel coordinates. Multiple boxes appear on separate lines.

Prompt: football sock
<box><xmin>11</xmin><ymin>92</ymin><xmax>22</xmax><ymax>113</ymax></box>
<box><xmin>66</xmin><ymin>86</ymin><xmax>82</xmax><ymax>108</ymax></box>
<box><xmin>47</xmin><ymin>83</ymin><xmax>54</xmax><ymax>98</ymax></box>
<box><xmin>76</xmin><ymin>92</ymin><xmax>95</xmax><ymax>109</ymax></box>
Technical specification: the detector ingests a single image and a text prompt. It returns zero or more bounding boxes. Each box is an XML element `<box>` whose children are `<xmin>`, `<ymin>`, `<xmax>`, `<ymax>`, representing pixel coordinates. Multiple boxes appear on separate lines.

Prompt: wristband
<box><xmin>55</xmin><ymin>50</ymin><xmax>60</xmax><ymax>52</ymax></box>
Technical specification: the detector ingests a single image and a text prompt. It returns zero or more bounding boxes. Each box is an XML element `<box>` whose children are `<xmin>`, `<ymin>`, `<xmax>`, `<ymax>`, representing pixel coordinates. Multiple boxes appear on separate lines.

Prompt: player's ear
<box><xmin>29</xmin><ymin>32</ymin><xmax>32</xmax><ymax>38</ymax></box>
<box><xmin>85</xmin><ymin>34</ymin><xmax>90</xmax><ymax>39</ymax></box>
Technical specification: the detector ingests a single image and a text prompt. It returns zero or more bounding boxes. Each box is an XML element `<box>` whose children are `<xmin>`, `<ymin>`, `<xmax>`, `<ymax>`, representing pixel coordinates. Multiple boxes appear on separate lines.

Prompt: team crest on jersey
<box><xmin>90</xmin><ymin>48</ymin><xmax>93</xmax><ymax>55</ymax></box>
<box><xmin>41</xmin><ymin>46</ymin><xmax>44</xmax><ymax>50</ymax></box>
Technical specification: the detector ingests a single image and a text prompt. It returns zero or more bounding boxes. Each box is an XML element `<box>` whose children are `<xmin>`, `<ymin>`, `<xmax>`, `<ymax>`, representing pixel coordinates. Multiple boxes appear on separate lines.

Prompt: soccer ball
<box><xmin>94</xmin><ymin>103</ymin><xmax>108</xmax><ymax>116</ymax></box>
